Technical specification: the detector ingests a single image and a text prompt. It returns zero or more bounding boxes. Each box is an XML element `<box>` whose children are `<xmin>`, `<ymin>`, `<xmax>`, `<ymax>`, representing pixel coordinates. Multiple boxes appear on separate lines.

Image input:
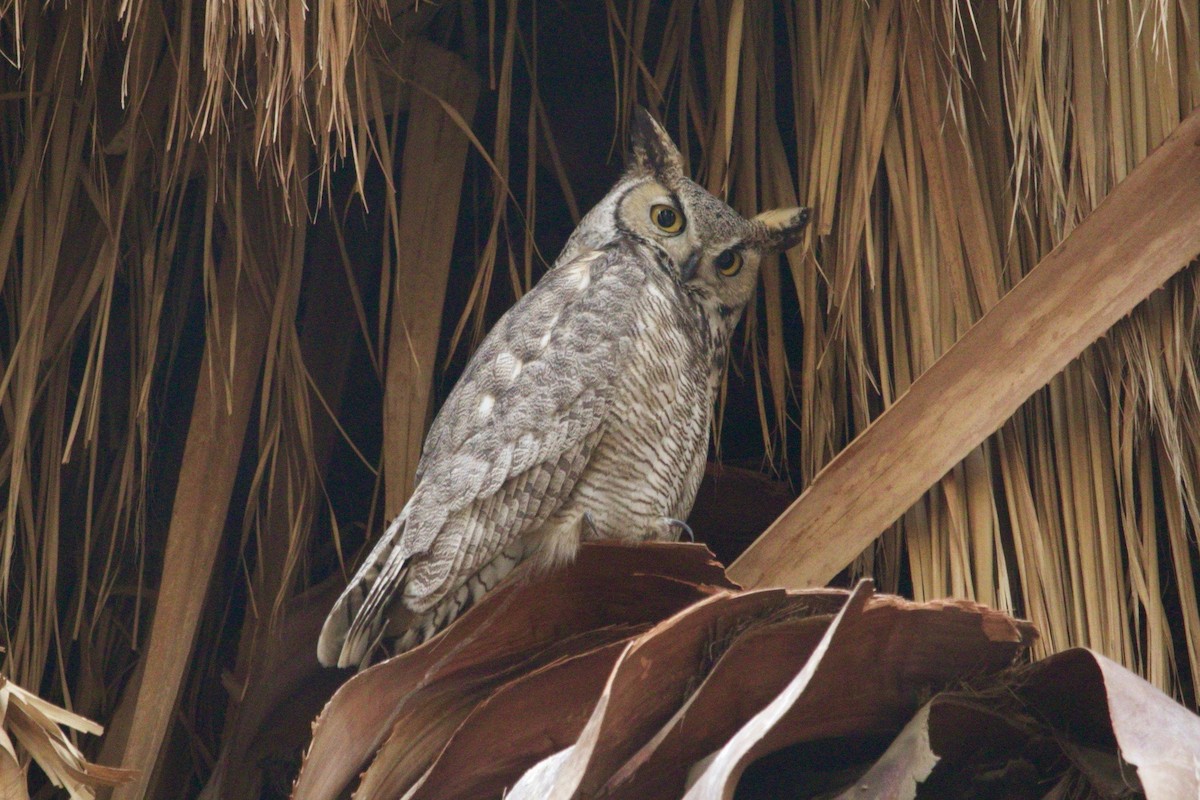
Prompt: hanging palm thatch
<box><xmin>1</xmin><ymin>0</ymin><xmax>1200</xmax><ymax>796</ymax></box>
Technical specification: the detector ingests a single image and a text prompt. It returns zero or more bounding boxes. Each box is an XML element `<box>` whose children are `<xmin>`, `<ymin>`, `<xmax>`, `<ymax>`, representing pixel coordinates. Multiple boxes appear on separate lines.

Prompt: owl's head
<box><xmin>559</xmin><ymin>108</ymin><xmax>810</xmax><ymax>321</ymax></box>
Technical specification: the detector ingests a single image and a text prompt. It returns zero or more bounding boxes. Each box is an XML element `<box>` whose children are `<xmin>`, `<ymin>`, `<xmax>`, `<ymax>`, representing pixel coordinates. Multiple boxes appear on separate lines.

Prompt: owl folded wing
<box><xmin>319</xmin><ymin>244</ymin><xmax>647</xmax><ymax>666</ymax></box>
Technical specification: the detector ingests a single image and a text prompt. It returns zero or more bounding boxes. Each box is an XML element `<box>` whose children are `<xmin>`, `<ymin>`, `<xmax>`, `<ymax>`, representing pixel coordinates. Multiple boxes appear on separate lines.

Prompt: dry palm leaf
<box><xmin>292</xmin><ymin>541</ymin><xmax>735</xmax><ymax>800</ymax></box>
<box><xmin>353</xmin><ymin>627</ymin><xmax>639</xmax><ymax>800</ymax></box>
<box><xmin>599</xmin><ymin>614</ymin><xmax>836</xmax><ymax>798</ymax></box>
<box><xmin>0</xmin><ymin>748</ymin><xmax>24</xmax><ymax>800</ymax></box>
<box><xmin>1018</xmin><ymin>648</ymin><xmax>1200</xmax><ymax>799</ymax></box>
<box><xmin>0</xmin><ymin>675</ymin><xmax>134</xmax><ymax>799</ymax></box>
<box><xmin>825</xmin><ymin>694</ymin><xmax>1052</xmax><ymax>799</ymax></box>
<box><xmin>832</xmin><ymin>702</ymin><xmax>945</xmax><ymax>800</ymax></box>
<box><xmin>199</xmin><ymin>580</ymin><xmax>347</xmax><ymax>800</ymax></box>
<box><xmin>7</xmin><ymin>4</ymin><xmax>1200</xmax><ymax>798</ymax></box>
<box><xmin>109</xmin><ymin>251</ymin><xmax>274</xmax><ymax>800</ymax></box>
<box><xmin>383</xmin><ymin>40</ymin><xmax>482</xmax><ymax>515</ymax></box>
<box><xmin>677</xmin><ymin>582</ymin><xmax>1035</xmax><ymax>799</ymax></box>
<box><xmin>730</xmin><ymin>105</ymin><xmax>1200</xmax><ymax>591</ymax></box>
<box><xmin>400</xmin><ymin>639</ymin><xmax>630</xmax><ymax>800</ymax></box>
<box><xmin>688</xmin><ymin>463</ymin><xmax>797</xmax><ymax>564</ymax></box>
<box><xmin>515</xmin><ymin>589</ymin><xmax>842</xmax><ymax>799</ymax></box>
<box><xmin>472</xmin><ymin>567</ymin><xmax>1200</xmax><ymax>799</ymax></box>
<box><xmin>497</xmin><ymin>576</ymin><xmax>1032</xmax><ymax>799</ymax></box>
<box><xmin>828</xmin><ymin>649</ymin><xmax>1200</xmax><ymax>800</ymax></box>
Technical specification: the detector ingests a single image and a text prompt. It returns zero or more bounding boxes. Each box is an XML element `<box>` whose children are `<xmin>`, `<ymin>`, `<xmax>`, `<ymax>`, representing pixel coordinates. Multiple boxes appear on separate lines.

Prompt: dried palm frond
<box><xmin>728</xmin><ymin>106</ymin><xmax>1200</xmax><ymax>599</ymax></box>
<box><xmin>3</xmin><ymin>0</ymin><xmax>1200</xmax><ymax>796</ymax></box>
<box><xmin>603</xmin><ymin>0</ymin><xmax>1200</xmax><ymax>704</ymax></box>
<box><xmin>0</xmin><ymin>674</ymin><xmax>134</xmax><ymax>799</ymax></box>
<box><xmin>294</xmin><ymin>544</ymin><xmax>1043</xmax><ymax>800</ymax></box>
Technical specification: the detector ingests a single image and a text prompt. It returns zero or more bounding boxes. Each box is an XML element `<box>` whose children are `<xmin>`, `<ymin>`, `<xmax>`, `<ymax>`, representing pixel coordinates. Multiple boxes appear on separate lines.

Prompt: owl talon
<box><xmin>582</xmin><ymin>511</ymin><xmax>601</xmax><ymax>540</ymax></box>
<box><xmin>665</xmin><ymin>517</ymin><xmax>694</xmax><ymax>542</ymax></box>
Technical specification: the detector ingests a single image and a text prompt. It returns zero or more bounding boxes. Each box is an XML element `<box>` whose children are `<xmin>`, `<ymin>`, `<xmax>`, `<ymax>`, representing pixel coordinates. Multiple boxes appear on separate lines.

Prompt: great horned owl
<box><xmin>318</xmin><ymin>108</ymin><xmax>809</xmax><ymax>668</ymax></box>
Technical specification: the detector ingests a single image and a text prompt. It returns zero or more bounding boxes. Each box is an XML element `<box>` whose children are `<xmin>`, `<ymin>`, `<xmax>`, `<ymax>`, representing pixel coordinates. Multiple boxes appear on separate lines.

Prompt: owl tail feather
<box><xmin>317</xmin><ymin>515</ymin><xmax>409</xmax><ymax>669</ymax></box>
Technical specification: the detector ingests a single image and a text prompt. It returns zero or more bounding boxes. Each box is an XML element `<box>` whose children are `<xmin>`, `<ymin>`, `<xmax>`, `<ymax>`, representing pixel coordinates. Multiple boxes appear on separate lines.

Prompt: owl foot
<box><xmin>661</xmin><ymin>517</ymin><xmax>694</xmax><ymax>542</ymax></box>
<box><xmin>582</xmin><ymin>511</ymin><xmax>602</xmax><ymax>540</ymax></box>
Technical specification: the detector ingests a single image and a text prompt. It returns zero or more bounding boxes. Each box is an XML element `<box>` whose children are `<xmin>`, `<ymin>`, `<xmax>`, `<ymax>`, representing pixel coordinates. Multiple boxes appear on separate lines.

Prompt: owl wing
<box><xmin>318</xmin><ymin>244</ymin><xmax>646</xmax><ymax>667</ymax></box>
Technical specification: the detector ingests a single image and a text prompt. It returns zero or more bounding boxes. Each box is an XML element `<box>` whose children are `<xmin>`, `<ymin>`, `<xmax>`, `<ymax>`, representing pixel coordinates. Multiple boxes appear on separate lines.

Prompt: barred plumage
<box><xmin>318</xmin><ymin>109</ymin><xmax>809</xmax><ymax>669</ymax></box>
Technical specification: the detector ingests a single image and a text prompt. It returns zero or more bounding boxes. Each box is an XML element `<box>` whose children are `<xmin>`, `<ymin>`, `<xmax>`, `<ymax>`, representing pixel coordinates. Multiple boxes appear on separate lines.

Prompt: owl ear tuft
<box><xmin>628</xmin><ymin>107</ymin><xmax>684</xmax><ymax>181</ymax></box>
<box><xmin>753</xmin><ymin>206</ymin><xmax>812</xmax><ymax>253</ymax></box>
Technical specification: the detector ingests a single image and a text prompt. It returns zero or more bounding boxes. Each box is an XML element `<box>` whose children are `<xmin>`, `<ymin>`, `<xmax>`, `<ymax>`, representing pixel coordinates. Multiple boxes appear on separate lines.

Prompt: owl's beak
<box><xmin>680</xmin><ymin>251</ymin><xmax>701</xmax><ymax>283</ymax></box>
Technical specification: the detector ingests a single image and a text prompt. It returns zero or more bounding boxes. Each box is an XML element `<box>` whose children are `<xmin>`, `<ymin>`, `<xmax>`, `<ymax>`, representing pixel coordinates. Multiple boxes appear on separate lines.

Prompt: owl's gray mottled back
<box><xmin>318</xmin><ymin>108</ymin><xmax>810</xmax><ymax>669</ymax></box>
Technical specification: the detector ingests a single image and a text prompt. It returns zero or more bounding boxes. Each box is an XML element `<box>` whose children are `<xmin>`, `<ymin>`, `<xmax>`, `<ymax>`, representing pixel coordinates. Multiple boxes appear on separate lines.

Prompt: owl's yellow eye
<box><xmin>651</xmin><ymin>204</ymin><xmax>685</xmax><ymax>234</ymax></box>
<box><xmin>715</xmin><ymin>249</ymin><xmax>743</xmax><ymax>277</ymax></box>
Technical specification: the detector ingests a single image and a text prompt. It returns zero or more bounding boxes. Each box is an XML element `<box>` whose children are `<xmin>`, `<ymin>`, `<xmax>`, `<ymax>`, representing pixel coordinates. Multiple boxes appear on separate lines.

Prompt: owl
<box><xmin>318</xmin><ymin>108</ymin><xmax>809</xmax><ymax>668</ymax></box>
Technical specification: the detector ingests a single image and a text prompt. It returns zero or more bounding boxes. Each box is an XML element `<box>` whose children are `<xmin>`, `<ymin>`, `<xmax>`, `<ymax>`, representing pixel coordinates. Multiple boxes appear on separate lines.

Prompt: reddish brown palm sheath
<box><xmin>729</xmin><ymin>108</ymin><xmax>1200</xmax><ymax>589</ymax></box>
